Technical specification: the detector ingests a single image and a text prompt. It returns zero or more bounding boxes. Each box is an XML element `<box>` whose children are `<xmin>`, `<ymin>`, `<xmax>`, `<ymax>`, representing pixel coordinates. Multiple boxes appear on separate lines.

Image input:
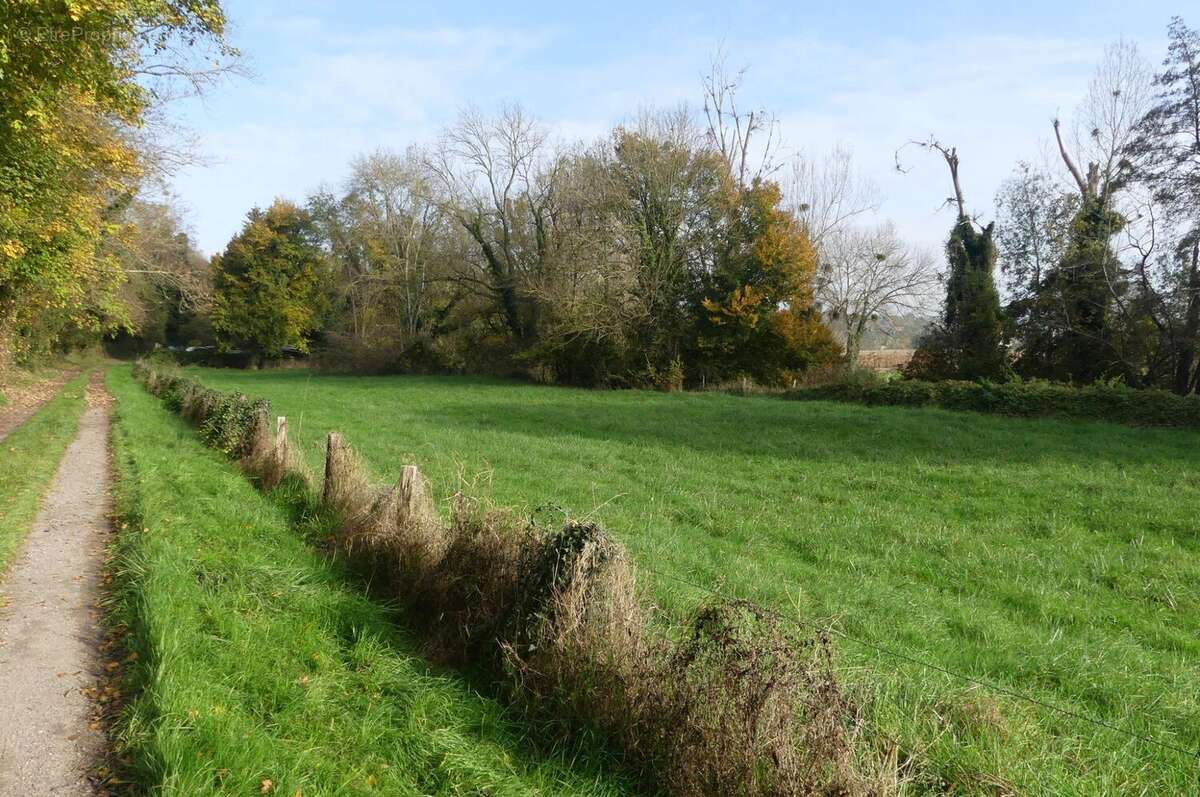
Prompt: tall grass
<box><xmin>105</xmin><ymin>367</ymin><xmax>638</xmax><ymax>796</ymax></box>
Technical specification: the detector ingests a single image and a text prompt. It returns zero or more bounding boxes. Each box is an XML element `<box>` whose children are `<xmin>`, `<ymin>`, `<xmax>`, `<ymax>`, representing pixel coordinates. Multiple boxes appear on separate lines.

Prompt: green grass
<box><xmin>106</xmin><ymin>367</ymin><xmax>639</xmax><ymax>796</ymax></box>
<box><xmin>0</xmin><ymin>370</ymin><xmax>90</xmax><ymax>572</ymax></box>
<box><xmin>185</xmin><ymin>367</ymin><xmax>1200</xmax><ymax>795</ymax></box>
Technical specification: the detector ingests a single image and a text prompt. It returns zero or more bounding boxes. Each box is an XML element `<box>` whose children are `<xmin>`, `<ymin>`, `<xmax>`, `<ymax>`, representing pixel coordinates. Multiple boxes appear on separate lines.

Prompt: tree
<box><xmin>106</xmin><ymin>197</ymin><xmax>212</xmax><ymax>351</ymax></box>
<box><xmin>784</xmin><ymin>145</ymin><xmax>881</xmax><ymax>252</ymax></box>
<box><xmin>311</xmin><ymin>149</ymin><xmax>453</xmax><ymax>346</ymax></box>
<box><xmin>816</xmin><ymin>223</ymin><xmax>939</xmax><ymax>365</ymax></box>
<box><xmin>0</xmin><ymin>1</ymin><xmax>236</xmax><ymax>363</ymax></box>
<box><xmin>427</xmin><ymin>105</ymin><xmax>559</xmax><ymax>344</ymax></box>
<box><xmin>903</xmin><ymin>140</ymin><xmax>1008</xmax><ymax>380</ymax></box>
<box><xmin>1029</xmin><ymin>41</ymin><xmax>1151</xmax><ymax>382</ymax></box>
<box><xmin>695</xmin><ymin>178</ymin><xmax>838</xmax><ymax>383</ymax></box>
<box><xmin>994</xmin><ymin>162</ymin><xmax>1079</xmax><ymax>336</ymax></box>
<box><xmin>211</xmin><ymin>200</ymin><xmax>332</xmax><ymax>362</ymax></box>
<box><xmin>1128</xmin><ymin>17</ymin><xmax>1200</xmax><ymax>392</ymax></box>
<box><xmin>701</xmin><ymin>53</ymin><xmax>779</xmax><ymax>187</ymax></box>
<box><xmin>514</xmin><ymin>110</ymin><xmax>732</xmax><ymax>386</ymax></box>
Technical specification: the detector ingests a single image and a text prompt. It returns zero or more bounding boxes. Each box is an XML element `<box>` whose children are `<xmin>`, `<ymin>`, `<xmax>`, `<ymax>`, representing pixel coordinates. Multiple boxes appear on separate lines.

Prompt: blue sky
<box><xmin>168</xmin><ymin>0</ymin><xmax>1184</xmax><ymax>255</ymax></box>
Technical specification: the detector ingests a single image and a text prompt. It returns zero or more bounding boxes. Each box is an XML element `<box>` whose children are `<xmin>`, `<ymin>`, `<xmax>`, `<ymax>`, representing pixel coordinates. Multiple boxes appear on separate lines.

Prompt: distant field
<box><xmin>190</xmin><ymin>368</ymin><xmax>1200</xmax><ymax>794</ymax></box>
<box><xmin>857</xmin><ymin>348</ymin><xmax>914</xmax><ymax>371</ymax></box>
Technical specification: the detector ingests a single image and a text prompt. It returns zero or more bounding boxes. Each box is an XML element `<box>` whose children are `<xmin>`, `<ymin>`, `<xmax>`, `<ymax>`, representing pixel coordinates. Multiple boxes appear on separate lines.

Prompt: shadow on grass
<box><xmin>258</xmin><ymin>470</ymin><xmax>653</xmax><ymax>796</ymax></box>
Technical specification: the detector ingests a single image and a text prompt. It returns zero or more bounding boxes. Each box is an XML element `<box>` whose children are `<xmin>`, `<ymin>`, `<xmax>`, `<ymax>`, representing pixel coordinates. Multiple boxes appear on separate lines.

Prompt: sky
<box><xmin>166</xmin><ymin>0</ymin><xmax>1184</xmax><ymax>257</ymax></box>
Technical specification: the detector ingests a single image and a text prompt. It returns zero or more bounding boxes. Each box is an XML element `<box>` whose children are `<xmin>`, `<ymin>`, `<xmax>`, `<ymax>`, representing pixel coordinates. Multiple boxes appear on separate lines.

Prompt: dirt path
<box><xmin>0</xmin><ymin>369</ymin><xmax>80</xmax><ymax>442</ymax></box>
<box><xmin>0</xmin><ymin>376</ymin><xmax>111</xmax><ymax>796</ymax></box>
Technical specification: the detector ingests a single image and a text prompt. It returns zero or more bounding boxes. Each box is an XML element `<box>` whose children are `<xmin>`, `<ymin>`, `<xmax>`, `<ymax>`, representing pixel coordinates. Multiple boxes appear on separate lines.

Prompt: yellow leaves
<box><xmin>260</xmin><ymin>778</ymin><xmax>275</xmax><ymax>793</ymax></box>
<box><xmin>0</xmin><ymin>240</ymin><xmax>25</xmax><ymax>260</ymax></box>
<box><xmin>704</xmin><ymin>285</ymin><xmax>764</xmax><ymax>328</ymax></box>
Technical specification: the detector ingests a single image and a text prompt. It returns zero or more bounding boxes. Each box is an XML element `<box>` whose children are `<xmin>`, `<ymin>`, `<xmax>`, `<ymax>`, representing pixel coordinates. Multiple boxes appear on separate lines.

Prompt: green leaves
<box><xmin>211</xmin><ymin>200</ymin><xmax>333</xmax><ymax>361</ymax></box>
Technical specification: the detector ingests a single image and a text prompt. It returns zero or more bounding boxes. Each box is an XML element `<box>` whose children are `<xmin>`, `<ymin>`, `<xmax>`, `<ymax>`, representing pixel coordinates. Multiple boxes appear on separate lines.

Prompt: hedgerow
<box><xmin>786</xmin><ymin>377</ymin><xmax>1200</xmax><ymax>427</ymax></box>
<box><xmin>132</xmin><ymin>360</ymin><xmax>880</xmax><ymax>796</ymax></box>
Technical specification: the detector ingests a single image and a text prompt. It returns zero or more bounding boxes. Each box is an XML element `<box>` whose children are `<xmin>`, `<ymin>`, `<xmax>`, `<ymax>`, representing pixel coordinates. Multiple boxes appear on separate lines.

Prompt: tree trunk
<box><xmin>1175</xmin><ymin>240</ymin><xmax>1200</xmax><ymax>394</ymax></box>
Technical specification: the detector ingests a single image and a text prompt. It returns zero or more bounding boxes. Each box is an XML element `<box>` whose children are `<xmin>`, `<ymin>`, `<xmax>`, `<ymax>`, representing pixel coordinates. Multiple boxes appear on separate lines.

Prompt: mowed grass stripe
<box><xmin>106</xmin><ymin>367</ymin><xmax>637</xmax><ymax>796</ymax></box>
<box><xmin>0</xmin><ymin>370</ymin><xmax>90</xmax><ymax>573</ymax></box>
<box><xmin>188</xmin><ymin>368</ymin><xmax>1200</xmax><ymax>795</ymax></box>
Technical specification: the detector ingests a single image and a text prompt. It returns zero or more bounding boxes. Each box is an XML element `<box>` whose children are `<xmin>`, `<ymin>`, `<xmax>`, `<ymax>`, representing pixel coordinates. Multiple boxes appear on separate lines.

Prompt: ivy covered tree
<box><xmin>1019</xmin><ymin>43</ymin><xmax>1150</xmax><ymax>382</ymax></box>
<box><xmin>906</xmin><ymin>141</ymin><xmax>1008</xmax><ymax>381</ymax></box>
<box><xmin>211</xmin><ymin>200</ymin><xmax>333</xmax><ymax>363</ymax></box>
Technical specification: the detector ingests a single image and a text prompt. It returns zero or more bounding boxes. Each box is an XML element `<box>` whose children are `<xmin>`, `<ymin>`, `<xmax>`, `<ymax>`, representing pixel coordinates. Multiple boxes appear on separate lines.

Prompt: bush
<box><xmin>786</xmin><ymin>376</ymin><xmax>1200</xmax><ymax>427</ymax></box>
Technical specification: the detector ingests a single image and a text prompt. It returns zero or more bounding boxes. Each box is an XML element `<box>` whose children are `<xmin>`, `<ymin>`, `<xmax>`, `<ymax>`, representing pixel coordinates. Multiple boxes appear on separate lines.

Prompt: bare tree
<box><xmin>427</xmin><ymin>104</ymin><xmax>560</xmax><ymax>341</ymax></box>
<box><xmin>701</xmin><ymin>53</ymin><xmax>779</xmax><ymax>186</ymax></box>
<box><xmin>1054</xmin><ymin>40</ymin><xmax>1152</xmax><ymax>205</ymax></box>
<box><xmin>341</xmin><ymin>148</ymin><xmax>445</xmax><ymax>340</ymax></box>
<box><xmin>816</xmin><ymin>223</ymin><xmax>940</xmax><ymax>364</ymax></box>
<box><xmin>784</xmin><ymin>145</ymin><xmax>881</xmax><ymax>251</ymax></box>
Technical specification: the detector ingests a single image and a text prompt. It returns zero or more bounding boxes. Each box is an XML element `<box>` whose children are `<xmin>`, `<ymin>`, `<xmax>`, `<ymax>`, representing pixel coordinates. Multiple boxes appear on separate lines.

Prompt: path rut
<box><xmin>0</xmin><ymin>377</ymin><xmax>110</xmax><ymax>796</ymax></box>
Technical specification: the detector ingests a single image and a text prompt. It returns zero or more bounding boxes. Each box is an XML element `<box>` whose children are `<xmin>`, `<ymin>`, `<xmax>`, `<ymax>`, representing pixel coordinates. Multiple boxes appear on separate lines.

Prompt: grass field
<box><xmin>0</xmin><ymin>370</ymin><xmax>90</xmax><ymax>572</ymax></box>
<box><xmin>106</xmin><ymin>368</ymin><xmax>637</xmax><ymax>795</ymax></box>
<box><xmin>183</xmin><ymin>367</ymin><xmax>1200</xmax><ymax>795</ymax></box>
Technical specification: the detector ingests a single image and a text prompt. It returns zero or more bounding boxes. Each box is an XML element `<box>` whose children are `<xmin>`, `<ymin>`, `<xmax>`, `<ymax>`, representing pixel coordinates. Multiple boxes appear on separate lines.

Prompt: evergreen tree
<box><xmin>1128</xmin><ymin>17</ymin><xmax>1200</xmax><ymax>393</ymax></box>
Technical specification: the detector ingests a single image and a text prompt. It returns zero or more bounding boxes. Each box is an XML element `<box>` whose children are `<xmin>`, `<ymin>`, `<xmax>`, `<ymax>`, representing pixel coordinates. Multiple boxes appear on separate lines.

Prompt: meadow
<box><xmin>104</xmin><ymin>367</ymin><xmax>637</xmax><ymax>795</ymax></box>
<box><xmin>186</xmin><ymin>367</ymin><xmax>1200</xmax><ymax>795</ymax></box>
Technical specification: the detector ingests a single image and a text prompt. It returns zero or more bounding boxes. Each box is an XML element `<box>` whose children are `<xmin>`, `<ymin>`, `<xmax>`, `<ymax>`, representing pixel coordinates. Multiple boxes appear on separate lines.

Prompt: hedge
<box><xmin>785</xmin><ymin>378</ymin><xmax>1200</xmax><ymax>427</ymax></box>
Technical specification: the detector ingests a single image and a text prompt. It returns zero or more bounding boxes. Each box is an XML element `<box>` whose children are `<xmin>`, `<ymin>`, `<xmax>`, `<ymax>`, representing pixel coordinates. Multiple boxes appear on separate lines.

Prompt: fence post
<box><xmin>397</xmin><ymin>464</ymin><xmax>435</xmax><ymax>526</ymax></box>
<box><xmin>323</xmin><ymin>432</ymin><xmax>345</xmax><ymax>506</ymax></box>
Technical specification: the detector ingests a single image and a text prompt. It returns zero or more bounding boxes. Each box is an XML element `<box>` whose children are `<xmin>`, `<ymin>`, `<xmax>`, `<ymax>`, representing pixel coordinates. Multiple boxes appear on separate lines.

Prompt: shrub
<box><xmin>786</xmin><ymin>376</ymin><xmax>1200</xmax><ymax>427</ymax></box>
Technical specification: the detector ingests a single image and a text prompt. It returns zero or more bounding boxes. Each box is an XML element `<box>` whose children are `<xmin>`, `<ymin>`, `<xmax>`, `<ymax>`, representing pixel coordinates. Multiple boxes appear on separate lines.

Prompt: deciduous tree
<box><xmin>211</xmin><ymin>200</ymin><xmax>332</xmax><ymax>362</ymax></box>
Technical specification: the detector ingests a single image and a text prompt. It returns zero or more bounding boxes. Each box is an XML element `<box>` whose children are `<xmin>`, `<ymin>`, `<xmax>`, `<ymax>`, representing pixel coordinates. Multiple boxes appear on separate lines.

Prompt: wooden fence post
<box><xmin>323</xmin><ymin>432</ymin><xmax>344</xmax><ymax>506</ymax></box>
<box><xmin>396</xmin><ymin>464</ymin><xmax>436</xmax><ymax>526</ymax></box>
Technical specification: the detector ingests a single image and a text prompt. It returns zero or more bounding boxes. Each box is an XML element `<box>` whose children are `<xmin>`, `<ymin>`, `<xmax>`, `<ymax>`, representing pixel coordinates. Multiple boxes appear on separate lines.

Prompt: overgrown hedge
<box><xmin>130</xmin><ymin>361</ymin><xmax>881</xmax><ymax>797</ymax></box>
<box><xmin>786</xmin><ymin>378</ymin><xmax>1200</xmax><ymax>427</ymax></box>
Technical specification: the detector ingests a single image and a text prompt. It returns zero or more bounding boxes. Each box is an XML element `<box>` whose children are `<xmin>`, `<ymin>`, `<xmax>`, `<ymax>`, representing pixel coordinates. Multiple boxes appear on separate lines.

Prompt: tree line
<box><xmin>0</xmin><ymin>1</ymin><xmax>237</xmax><ymax>368</ymax></box>
<box><xmin>912</xmin><ymin>19</ymin><xmax>1200</xmax><ymax>394</ymax></box>
<box><xmin>5</xmin><ymin>8</ymin><xmax>1198</xmax><ymax>396</ymax></box>
<box><xmin>195</xmin><ymin>63</ymin><xmax>942</xmax><ymax>388</ymax></box>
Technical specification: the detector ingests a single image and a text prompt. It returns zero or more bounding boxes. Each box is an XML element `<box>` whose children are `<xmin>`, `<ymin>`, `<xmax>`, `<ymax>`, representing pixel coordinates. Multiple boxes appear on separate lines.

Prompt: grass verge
<box><xmin>104</xmin><ymin>366</ymin><xmax>638</xmax><ymax>796</ymax></box>
<box><xmin>0</xmin><ymin>370</ymin><xmax>90</xmax><ymax>572</ymax></box>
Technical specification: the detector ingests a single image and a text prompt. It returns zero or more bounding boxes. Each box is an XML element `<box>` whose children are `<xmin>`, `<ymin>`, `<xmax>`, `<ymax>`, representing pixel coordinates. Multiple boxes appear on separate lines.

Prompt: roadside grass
<box><xmin>105</xmin><ymin>367</ymin><xmax>639</xmax><ymax>796</ymax></box>
<box><xmin>0</xmin><ymin>370</ymin><xmax>90</xmax><ymax>572</ymax></box>
<box><xmin>187</xmin><ymin>367</ymin><xmax>1200</xmax><ymax>795</ymax></box>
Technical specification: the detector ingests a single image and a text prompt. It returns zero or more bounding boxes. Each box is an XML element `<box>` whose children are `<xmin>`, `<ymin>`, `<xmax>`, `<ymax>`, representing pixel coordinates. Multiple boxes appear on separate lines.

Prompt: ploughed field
<box><xmin>190</xmin><ymin>368</ymin><xmax>1200</xmax><ymax>795</ymax></box>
